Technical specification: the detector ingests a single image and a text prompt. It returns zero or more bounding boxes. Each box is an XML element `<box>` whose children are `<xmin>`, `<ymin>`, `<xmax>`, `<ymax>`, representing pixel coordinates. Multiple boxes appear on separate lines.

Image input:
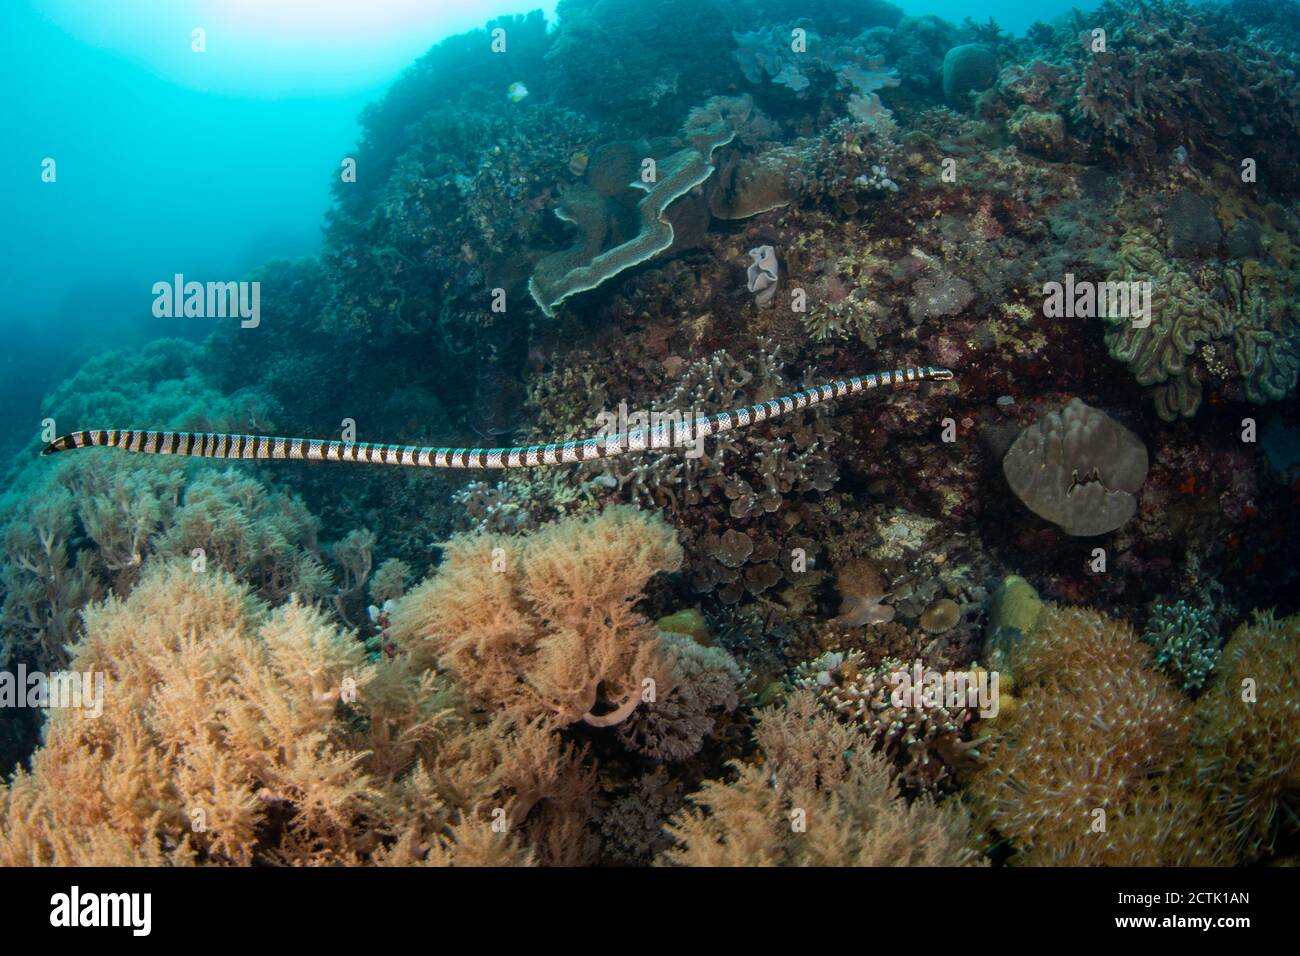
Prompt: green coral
<box><xmin>1225</xmin><ymin>268</ymin><xmax>1300</xmax><ymax>406</ymax></box>
<box><xmin>1103</xmin><ymin>231</ymin><xmax>1230</xmax><ymax>421</ymax></box>
<box><xmin>1104</xmin><ymin>231</ymin><xmax>1300</xmax><ymax>420</ymax></box>
<box><xmin>1142</xmin><ymin>600</ymin><xmax>1221</xmax><ymax>692</ymax></box>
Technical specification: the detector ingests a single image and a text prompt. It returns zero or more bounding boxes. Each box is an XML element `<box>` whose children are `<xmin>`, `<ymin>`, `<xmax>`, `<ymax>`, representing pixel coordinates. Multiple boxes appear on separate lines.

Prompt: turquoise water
<box><xmin>1</xmin><ymin>0</ymin><xmax>1297</xmax><ymax>869</ymax></box>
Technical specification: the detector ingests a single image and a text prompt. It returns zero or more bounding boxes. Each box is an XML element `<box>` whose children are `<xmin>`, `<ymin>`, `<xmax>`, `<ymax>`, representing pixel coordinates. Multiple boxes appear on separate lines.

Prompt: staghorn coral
<box><xmin>970</xmin><ymin>605</ymin><xmax>1230</xmax><ymax>866</ymax></box>
<box><xmin>660</xmin><ymin>690</ymin><xmax>983</xmax><ymax>866</ymax></box>
<box><xmin>389</xmin><ymin>506</ymin><xmax>683</xmax><ymax>729</ymax></box>
<box><xmin>1194</xmin><ymin>610</ymin><xmax>1300</xmax><ymax>860</ymax></box>
<box><xmin>1002</xmin><ymin>398</ymin><xmax>1149</xmax><ymax>536</ymax></box>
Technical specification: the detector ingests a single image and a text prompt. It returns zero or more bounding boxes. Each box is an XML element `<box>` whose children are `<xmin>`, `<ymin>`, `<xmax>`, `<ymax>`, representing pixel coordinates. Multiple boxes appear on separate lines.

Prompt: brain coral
<box><xmin>1002</xmin><ymin>398</ymin><xmax>1148</xmax><ymax>536</ymax></box>
<box><xmin>1103</xmin><ymin>231</ymin><xmax>1231</xmax><ymax>421</ymax></box>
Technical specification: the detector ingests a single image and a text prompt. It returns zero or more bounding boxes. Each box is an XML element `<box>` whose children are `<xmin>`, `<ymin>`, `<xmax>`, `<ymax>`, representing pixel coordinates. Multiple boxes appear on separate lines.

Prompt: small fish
<box><xmin>507</xmin><ymin>82</ymin><xmax>529</xmax><ymax>103</ymax></box>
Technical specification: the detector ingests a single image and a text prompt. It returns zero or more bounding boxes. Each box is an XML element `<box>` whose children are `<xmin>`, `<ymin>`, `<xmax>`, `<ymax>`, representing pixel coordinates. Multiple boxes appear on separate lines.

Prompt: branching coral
<box><xmin>793</xmin><ymin>650</ymin><xmax>980</xmax><ymax>793</ymax></box>
<box><xmin>660</xmin><ymin>690</ymin><xmax>983</xmax><ymax>865</ymax></box>
<box><xmin>1141</xmin><ymin>600</ymin><xmax>1220</xmax><ymax>692</ymax></box>
<box><xmin>1193</xmin><ymin>610</ymin><xmax>1300</xmax><ymax>860</ymax></box>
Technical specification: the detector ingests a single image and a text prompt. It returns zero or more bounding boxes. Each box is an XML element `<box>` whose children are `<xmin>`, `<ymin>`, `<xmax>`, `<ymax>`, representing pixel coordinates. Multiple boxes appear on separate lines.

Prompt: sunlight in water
<box><xmin>34</xmin><ymin>0</ymin><xmax>559</xmax><ymax>93</ymax></box>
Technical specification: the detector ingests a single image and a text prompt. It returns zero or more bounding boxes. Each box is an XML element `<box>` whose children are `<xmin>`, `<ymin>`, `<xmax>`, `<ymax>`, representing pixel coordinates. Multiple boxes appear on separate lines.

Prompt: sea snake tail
<box><xmin>41</xmin><ymin>365</ymin><xmax>954</xmax><ymax>470</ymax></box>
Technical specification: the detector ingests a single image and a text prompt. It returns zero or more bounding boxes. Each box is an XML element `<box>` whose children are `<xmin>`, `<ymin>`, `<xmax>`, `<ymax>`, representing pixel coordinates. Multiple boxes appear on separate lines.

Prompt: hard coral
<box><xmin>528</xmin><ymin>97</ymin><xmax>751</xmax><ymax>317</ymax></box>
<box><xmin>793</xmin><ymin>650</ymin><xmax>979</xmax><ymax>794</ymax></box>
<box><xmin>1002</xmin><ymin>398</ymin><xmax>1148</xmax><ymax>536</ymax></box>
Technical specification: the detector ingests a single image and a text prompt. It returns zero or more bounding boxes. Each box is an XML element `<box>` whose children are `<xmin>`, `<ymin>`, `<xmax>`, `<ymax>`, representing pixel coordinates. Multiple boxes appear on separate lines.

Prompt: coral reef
<box><xmin>4</xmin><ymin>0</ymin><xmax>1300</xmax><ymax>873</ymax></box>
<box><xmin>1002</xmin><ymin>399</ymin><xmax>1148</xmax><ymax>536</ymax></box>
<box><xmin>0</xmin><ymin>564</ymin><xmax>592</xmax><ymax>865</ymax></box>
<box><xmin>1194</xmin><ymin>611</ymin><xmax>1300</xmax><ymax>859</ymax></box>
<box><xmin>971</xmin><ymin>605</ymin><xmax>1228</xmax><ymax>865</ymax></box>
<box><xmin>660</xmin><ymin>690</ymin><xmax>983</xmax><ymax>865</ymax></box>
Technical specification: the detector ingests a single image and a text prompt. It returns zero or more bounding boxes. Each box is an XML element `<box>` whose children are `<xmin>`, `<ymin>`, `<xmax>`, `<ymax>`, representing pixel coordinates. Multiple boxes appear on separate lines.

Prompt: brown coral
<box><xmin>390</xmin><ymin>505</ymin><xmax>683</xmax><ymax>728</ymax></box>
<box><xmin>0</xmin><ymin>563</ymin><xmax>595</xmax><ymax>866</ymax></box>
<box><xmin>971</xmin><ymin>605</ymin><xmax>1229</xmax><ymax>865</ymax></box>
<box><xmin>660</xmin><ymin>691</ymin><xmax>983</xmax><ymax>866</ymax></box>
<box><xmin>1194</xmin><ymin>611</ymin><xmax>1300</xmax><ymax>860</ymax></box>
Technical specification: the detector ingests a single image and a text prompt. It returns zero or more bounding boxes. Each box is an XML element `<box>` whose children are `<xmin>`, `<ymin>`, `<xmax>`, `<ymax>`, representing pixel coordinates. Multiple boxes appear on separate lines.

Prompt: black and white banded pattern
<box><xmin>41</xmin><ymin>366</ymin><xmax>954</xmax><ymax>470</ymax></box>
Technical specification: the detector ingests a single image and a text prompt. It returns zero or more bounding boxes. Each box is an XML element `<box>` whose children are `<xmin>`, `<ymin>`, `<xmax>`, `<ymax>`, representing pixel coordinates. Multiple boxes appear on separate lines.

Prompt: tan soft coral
<box><xmin>0</xmin><ymin>562</ymin><xmax>591</xmax><ymax>866</ymax></box>
<box><xmin>660</xmin><ymin>690</ymin><xmax>983</xmax><ymax>866</ymax></box>
<box><xmin>1194</xmin><ymin>610</ymin><xmax>1300</xmax><ymax>860</ymax></box>
<box><xmin>971</xmin><ymin>605</ymin><xmax>1229</xmax><ymax>865</ymax></box>
<box><xmin>391</xmin><ymin>505</ymin><xmax>683</xmax><ymax>728</ymax></box>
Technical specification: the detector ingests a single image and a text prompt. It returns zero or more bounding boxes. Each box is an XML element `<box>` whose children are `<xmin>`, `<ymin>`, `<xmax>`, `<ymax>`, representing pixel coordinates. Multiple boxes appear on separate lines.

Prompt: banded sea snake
<box><xmin>41</xmin><ymin>365</ymin><xmax>954</xmax><ymax>469</ymax></box>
